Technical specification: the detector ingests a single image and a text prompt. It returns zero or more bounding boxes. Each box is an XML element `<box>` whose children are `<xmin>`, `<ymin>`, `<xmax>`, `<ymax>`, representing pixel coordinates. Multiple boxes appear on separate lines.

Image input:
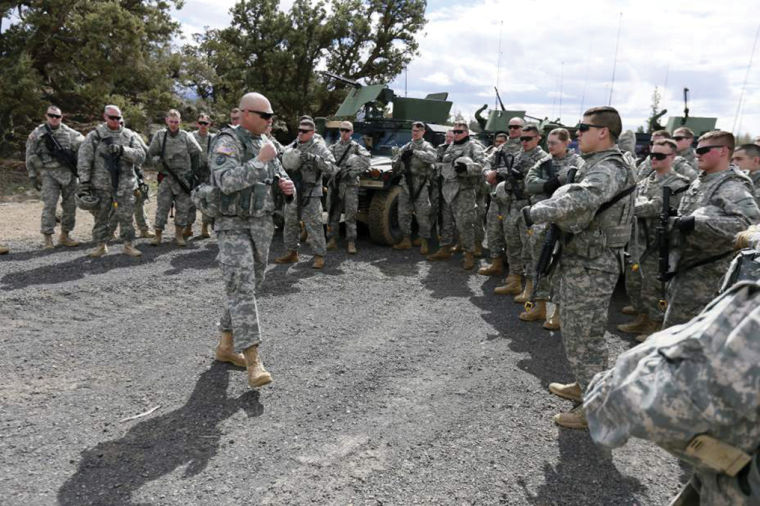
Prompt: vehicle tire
<box><xmin>368</xmin><ymin>185</ymin><xmax>403</xmax><ymax>245</ymax></box>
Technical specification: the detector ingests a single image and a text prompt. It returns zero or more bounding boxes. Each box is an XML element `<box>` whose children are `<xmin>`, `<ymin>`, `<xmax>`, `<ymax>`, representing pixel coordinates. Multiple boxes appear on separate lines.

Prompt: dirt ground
<box><xmin>0</xmin><ymin>194</ymin><xmax>686</xmax><ymax>505</ymax></box>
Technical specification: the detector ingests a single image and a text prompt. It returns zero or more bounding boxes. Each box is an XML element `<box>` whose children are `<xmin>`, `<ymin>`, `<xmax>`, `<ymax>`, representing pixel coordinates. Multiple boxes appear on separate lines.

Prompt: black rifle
<box><xmin>99</xmin><ymin>137</ymin><xmax>122</xmax><ymax>193</ymax></box>
<box><xmin>159</xmin><ymin>132</ymin><xmax>192</xmax><ymax>194</ymax></box>
<box><xmin>501</xmin><ymin>153</ymin><xmax>525</xmax><ymax>201</ymax></box>
<box><xmin>327</xmin><ymin>144</ymin><xmax>354</xmax><ymax>222</ymax></box>
<box><xmin>43</xmin><ymin>125</ymin><xmax>78</xmax><ymax>176</ymax></box>
<box><xmin>656</xmin><ymin>186</ymin><xmax>678</xmax><ymax>310</ymax></box>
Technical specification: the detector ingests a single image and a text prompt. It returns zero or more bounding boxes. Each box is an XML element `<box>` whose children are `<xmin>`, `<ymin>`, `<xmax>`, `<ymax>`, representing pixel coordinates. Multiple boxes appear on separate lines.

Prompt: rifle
<box><xmin>99</xmin><ymin>137</ymin><xmax>122</xmax><ymax>195</ymax></box>
<box><xmin>43</xmin><ymin>125</ymin><xmax>78</xmax><ymax>176</ymax></box>
<box><xmin>524</xmin><ymin>168</ymin><xmax>577</xmax><ymax>311</ymax></box>
<box><xmin>501</xmin><ymin>153</ymin><xmax>525</xmax><ymax>201</ymax></box>
<box><xmin>159</xmin><ymin>132</ymin><xmax>192</xmax><ymax>194</ymax></box>
<box><xmin>327</xmin><ymin>143</ymin><xmax>354</xmax><ymax>222</ymax></box>
<box><xmin>657</xmin><ymin>186</ymin><xmax>675</xmax><ymax>310</ymax></box>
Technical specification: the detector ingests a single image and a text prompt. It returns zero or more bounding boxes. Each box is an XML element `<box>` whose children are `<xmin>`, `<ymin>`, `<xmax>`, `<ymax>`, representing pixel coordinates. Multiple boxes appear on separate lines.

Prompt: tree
<box><xmin>645</xmin><ymin>86</ymin><xmax>666</xmax><ymax>133</ymax></box>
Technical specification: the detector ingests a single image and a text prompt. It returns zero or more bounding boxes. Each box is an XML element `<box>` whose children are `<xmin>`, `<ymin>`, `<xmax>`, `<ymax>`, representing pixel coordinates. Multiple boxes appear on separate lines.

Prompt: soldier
<box><xmin>25</xmin><ymin>106</ymin><xmax>84</xmax><ymax>249</ymax></box>
<box><xmin>673</xmin><ymin>126</ymin><xmax>698</xmax><ymax>171</ymax></box>
<box><xmin>731</xmin><ymin>143</ymin><xmax>760</xmax><ymax>206</ymax></box>
<box><xmin>229</xmin><ymin>108</ymin><xmax>241</xmax><ymax>128</ymax></box>
<box><xmin>430</xmin><ymin>129</ymin><xmax>454</xmax><ymax>238</ymax></box>
<box><xmin>637</xmin><ymin>130</ymin><xmax>697</xmax><ymax>182</ymax></box>
<box><xmin>77</xmin><ymin>105</ymin><xmax>146</xmax><ymax>258</ymax></box>
<box><xmin>148</xmin><ymin>109</ymin><xmax>202</xmax><ymax>247</ymax></box>
<box><xmin>522</xmin><ymin>106</ymin><xmax>637</xmax><ymax>429</ymax></box>
<box><xmin>520</xmin><ymin>128</ymin><xmax>581</xmax><ymax>325</ymax></box>
<box><xmin>426</xmin><ymin>121</ymin><xmax>485</xmax><ymax>270</ymax></box>
<box><xmin>326</xmin><ymin>121</ymin><xmax>370</xmax><ymax>254</ymax></box>
<box><xmin>208</xmin><ymin>92</ymin><xmax>294</xmax><ymax>388</ymax></box>
<box><xmin>662</xmin><ymin>130</ymin><xmax>760</xmax><ymax>329</ymax></box>
<box><xmin>275</xmin><ymin>118</ymin><xmax>336</xmax><ymax>269</ymax></box>
<box><xmin>192</xmin><ymin>113</ymin><xmax>216</xmax><ymax>238</ymax></box>
<box><xmin>484</xmin><ymin>132</ymin><xmax>507</xmax><ymax>157</ymax></box>
<box><xmin>617</xmin><ymin>139</ymin><xmax>689</xmax><ymax>342</ymax></box>
<box><xmin>585</xmin><ymin>278</ymin><xmax>760</xmax><ymax>505</ymax></box>
<box><xmin>503</xmin><ymin>117</ymin><xmax>525</xmax><ymax>155</ymax></box>
<box><xmin>391</xmin><ymin>121</ymin><xmax>438</xmax><ymax>254</ymax></box>
<box><xmin>485</xmin><ymin>124</ymin><xmax>548</xmax><ymax>298</ymax></box>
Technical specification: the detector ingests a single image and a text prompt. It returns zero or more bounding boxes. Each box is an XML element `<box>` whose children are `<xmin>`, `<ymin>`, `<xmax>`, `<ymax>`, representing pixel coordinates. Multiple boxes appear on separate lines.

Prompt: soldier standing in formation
<box><xmin>427</xmin><ymin>121</ymin><xmax>485</xmax><ymax>270</ymax></box>
<box><xmin>391</xmin><ymin>121</ymin><xmax>438</xmax><ymax>254</ymax></box>
<box><xmin>25</xmin><ymin>106</ymin><xmax>84</xmax><ymax>249</ymax></box>
<box><xmin>731</xmin><ymin>143</ymin><xmax>760</xmax><ymax>206</ymax></box>
<box><xmin>662</xmin><ymin>130</ymin><xmax>760</xmax><ymax>328</ymax></box>
<box><xmin>429</xmin><ymin>128</ymin><xmax>454</xmax><ymax>238</ymax></box>
<box><xmin>637</xmin><ymin>130</ymin><xmax>697</xmax><ymax>182</ymax></box>
<box><xmin>207</xmin><ymin>92</ymin><xmax>294</xmax><ymax>388</ymax></box>
<box><xmin>228</xmin><ymin>108</ymin><xmax>241</xmax><ymax>128</ymax></box>
<box><xmin>326</xmin><ymin>121</ymin><xmax>370</xmax><ymax>254</ymax></box>
<box><xmin>77</xmin><ymin>105</ymin><xmax>146</xmax><ymax>258</ymax></box>
<box><xmin>192</xmin><ymin>113</ymin><xmax>216</xmax><ymax>239</ymax></box>
<box><xmin>673</xmin><ymin>126</ymin><xmax>698</xmax><ymax>171</ymax></box>
<box><xmin>148</xmin><ymin>109</ymin><xmax>202</xmax><ymax>247</ymax></box>
<box><xmin>276</xmin><ymin>118</ymin><xmax>336</xmax><ymax>269</ymax></box>
<box><xmin>523</xmin><ymin>106</ymin><xmax>636</xmax><ymax>429</ymax></box>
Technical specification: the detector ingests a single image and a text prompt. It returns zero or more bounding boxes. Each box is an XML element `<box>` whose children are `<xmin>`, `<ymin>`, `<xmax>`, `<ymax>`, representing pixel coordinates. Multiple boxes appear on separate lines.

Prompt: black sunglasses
<box><xmin>577</xmin><ymin>123</ymin><xmax>605</xmax><ymax>132</ymax></box>
<box><xmin>47</xmin><ymin>113</ymin><xmax>62</xmax><ymax>119</ymax></box>
<box><xmin>107</xmin><ymin>115</ymin><xmax>122</xmax><ymax>121</ymax></box>
<box><xmin>696</xmin><ymin>145</ymin><xmax>724</xmax><ymax>155</ymax></box>
<box><xmin>243</xmin><ymin>109</ymin><xmax>274</xmax><ymax>120</ymax></box>
<box><xmin>520</xmin><ymin>136</ymin><xmax>537</xmax><ymax>142</ymax></box>
<box><xmin>508</xmin><ymin>125</ymin><xmax>521</xmax><ymax>130</ymax></box>
<box><xmin>452</xmin><ymin>129</ymin><xmax>465</xmax><ymax>134</ymax></box>
<box><xmin>298</xmin><ymin>128</ymin><xmax>313</xmax><ymax>134</ymax></box>
<box><xmin>650</xmin><ymin>152</ymin><xmax>672</xmax><ymax>160</ymax></box>
<box><xmin>673</xmin><ymin>136</ymin><xmax>690</xmax><ymax>141</ymax></box>
<box><xmin>198</xmin><ymin>121</ymin><xmax>210</xmax><ymax>126</ymax></box>
<box><xmin>339</xmin><ymin>128</ymin><xmax>352</xmax><ymax>132</ymax></box>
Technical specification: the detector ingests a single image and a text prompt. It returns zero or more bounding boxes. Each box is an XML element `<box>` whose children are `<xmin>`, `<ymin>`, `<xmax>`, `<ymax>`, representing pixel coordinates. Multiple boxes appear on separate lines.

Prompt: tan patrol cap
<box><xmin>339</xmin><ymin>121</ymin><xmax>353</xmax><ymax>130</ymax></box>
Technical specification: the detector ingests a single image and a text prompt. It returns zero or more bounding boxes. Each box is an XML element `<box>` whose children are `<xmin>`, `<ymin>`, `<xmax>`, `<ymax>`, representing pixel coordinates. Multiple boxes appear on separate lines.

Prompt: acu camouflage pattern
<box><xmin>193</xmin><ymin>130</ymin><xmax>217</xmax><ymax>227</ymax></box>
<box><xmin>26</xmin><ymin>123</ymin><xmax>85</xmax><ymax>235</ymax></box>
<box><xmin>585</xmin><ymin>279</ymin><xmax>760</xmax><ymax>506</ymax></box>
<box><xmin>392</xmin><ymin>138</ymin><xmax>438</xmax><ymax>239</ymax></box>
<box><xmin>678</xmin><ymin>146</ymin><xmax>698</xmax><ymax>171</ymax></box>
<box><xmin>108</xmin><ymin>133</ymin><xmax>151</xmax><ymax>235</ymax></box>
<box><xmin>208</xmin><ymin>126</ymin><xmax>290</xmax><ymax>352</ymax></box>
<box><xmin>637</xmin><ymin>155</ymin><xmax>698</xmax><ymax>182</ymax></box>
<box><xmin>747</xmin><ymin>170</ymin><xmax>760</xmax><ymax>207</ymax></box>
<box><xmin>327</xmin><ymin>139</ymin><xmax>370</xmax><ymax>241</ymax></box>
<box><xmin>663</xmin><ymin>166</ymin><xmax>760</xmax><ymax>328</ymax></box>
<box><xmin>438</xmin><ymin>138</ymin><xmax>485</xmax><ymax>251</ymax></box>
<box><xmin>77</xmin><ymin>123</ymin><xmax>146</xmax><ymax>243</ymax></box>
<box><xmin>530</xmin><ymin>147</ymin><xmax>636</xmax><ymax>389</ymax></box>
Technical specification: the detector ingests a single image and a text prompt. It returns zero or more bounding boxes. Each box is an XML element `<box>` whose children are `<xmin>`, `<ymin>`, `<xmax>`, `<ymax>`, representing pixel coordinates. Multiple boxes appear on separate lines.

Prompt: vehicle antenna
<box><xmin>608</xmin><ymin>11</ymin><xmax>623</xmax><ymax>106</ymax></box>
<box><xmin>733</xmin><ymin>22</ymin><xmax>760</xmax><ymax>134</ymax></box>
<box><xmin>495</xmin><ymin>20</ymin><xmax>503</xmax><ymax>110</ymax></box>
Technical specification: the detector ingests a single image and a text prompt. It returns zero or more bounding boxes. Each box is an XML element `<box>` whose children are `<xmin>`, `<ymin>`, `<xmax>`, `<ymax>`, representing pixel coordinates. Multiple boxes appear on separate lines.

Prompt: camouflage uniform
<box><xmin>625</xmin><ymin>169</ymin><xmax>689</xmax><ymax>321</ymax></box>
<box><xmin>637</xmin><ymin>155</ymin><xmax>697</xmax><ymax>182</ymax></box>
<box><xmin>585</xmin><ymin>279</ymin><xmax>760</xmax><ymax>506</ymax></box>
<box><xmin>148</xmin><ymin>129</ymin><xmax>202</xmax><ymax>230</ymax></box>
<box><xmin>524</xmin><ymin>152</ymin><xmax>581</xmax><ymax>300</ymax></box>
<box><xmin>677</xmin><ymin>146</ymin><xmax>698</xmax><ymax>172</ymax></box>
<box><xmin>392</xmin><ymin>138</ymin><xmax>438</xmax><ymax>239</ymax></box>
<box><xmin>439</xmin><ymin>138</ymin><xmax>485</xmax><ymax>252</ymax></box>
<box><xmin>429</xmin><ymin>143</ymin><xmax>449</xmax><ymax>236</ymax></box>
<box><xmin>77</xmin><ymin>124</ymin><xmax>147</xmax><ymax>243</ymax></box>
<box><xmin>209</xmin><ymin>126</ymin><xmax>290</xmax><ymax>351</ymax></box>
<box><xmin>282</xmin><ymin>138</ymin><xmax>336</xmax><ymax>256</ymax></box>
<box><xmin>662</xmin><ymin>167</ymin><xmax>760</xmax><ymax>328</ymax></box>
<box><xmin>193</xmin><ymin>130</ymin><xmax>216</xmax><ymax>228</ymax></box>
<box><xmin>747</xmin><ymin>169</ymin><xmax>760</xmax><ymax>207</ymax></box>
<box><xmin>529</xmin><ymin>147</ymin><xmax>636</xmax><ymax>389</ymax></box>
<box><xmin>108</xmin><ymin>134</ymin><xmax>151</xmax><ymax>235</ymax></box>
<box><xmin>25</xmin><ymin>123</ymin><xmax>84</xmax><ymax>235</ymax></box>
<box><xmin>326</xmin><ymin>139</ymin><xmax>370</xmax><ymax>242</ymax></box>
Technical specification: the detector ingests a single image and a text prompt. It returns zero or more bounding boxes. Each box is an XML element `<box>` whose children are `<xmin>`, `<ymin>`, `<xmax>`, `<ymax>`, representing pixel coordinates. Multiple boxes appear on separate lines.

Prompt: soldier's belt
<box><xmin>685</xmin><ymin>434</ymin><xmax>753</xmax><ymax>477</ymax></box>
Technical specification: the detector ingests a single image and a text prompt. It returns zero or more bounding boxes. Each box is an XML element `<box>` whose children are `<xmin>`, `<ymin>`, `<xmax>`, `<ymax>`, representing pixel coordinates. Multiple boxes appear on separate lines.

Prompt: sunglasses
<box><xmin>696</xmin><ymin>145</ymin><xmax>724</xmax><ymax>155</ymax></box>
<box><xmin>452</xmin><ymin>129</ymin><xmax>466</xmax><ymax>134</ymax></box>
<box><xmin>520</xmin><ymin>136</ymin><xmax>537</xmax><ymax>142</ymax></box>
<box><xmin>673</xmin><ymin>136</ymin><xmax>691</xmax><ymax>141</ymax></box>
<box><xmin>508</xmin><ymin>125</ymin><xmax>522</xmax><ymax>130</ymax></box>
<box><xmin>339</xmin><ymin>128</ymin><xmax>352</xmax><ymax>132</ymax></box>
<box><xmin>577</xmin><ymin>123</ymin><xmax>605</xmax><ymax>132</ymax></box>
<box><xmin>198</xmin><ymin>121</ymin><xmax>210</xmax><ymax>126</ymax></box>
<box><xmin>243</xmin><ymin>109</ymin><xmax>274</xmax><ymax>120</ymax></box>
<box><xmin>650</xmin><ymin>152</ymin><xmax>672</xmax><ymax>160</ymax></box>
<box><xmin>107</xmin><ymin>115</ymin><xmax>122</xmax><ymax>121</ymax></box>
<box><xmin>47</xmin><ymin>113</ymin><xmax>62</xmax><ymax>119</ymax></box>
<box><xmin>298</xmin><ymin>128</ymin><xmax>313</xmax><ymax>134</ymax></box>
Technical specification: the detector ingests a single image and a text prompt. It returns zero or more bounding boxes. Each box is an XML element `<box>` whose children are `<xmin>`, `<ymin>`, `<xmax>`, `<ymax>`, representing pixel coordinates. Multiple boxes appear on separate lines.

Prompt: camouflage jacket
<box><xmin>25</xmin><ymin>123</ymin><xmax>84</xmax><ymax>185</ymax></box>
<box><xmin>329</xmin><ymin>139</ymin><xmax>371</xmax><ymax>185</ymax></box>
<box><xmin>525</xmin><ymin>151</ymin><xmax>581</xmax><ymax>204</ymax></box>
<box><xmin>747</xmin><ymin>170</ymin><xmax>760</xmax><ymax>207</ymax></box>
<box><xmin>487</xmin><ymin>145</ymin><xmax>548</xmax><ymax>203</ymax></box>
<box><xmin>148</xmin><ymin>129</ymin><xmax>202</xmax><ymax>180</ymax></box>
<box><xmin>192</xmin><ymin>131</ymin><xmax>216</xmax><ymax>178</ymax></box>
<box><xmin>77</xmin><ymin>124</ymin><xmax>146</xmax><ymax>193</ymax></box>
<box><xmin>637</xmin><ymin>155</ymin><xmax>698</xmax><ymax>182</ymax></box>
<box><xmin>283</xmin><ymin>137</ymin><xmax>336</xmax><ymax>197</ymax></box>
<box><xmin>440</xmin><ymin>137</ymin><xmax>485</xmax><ymax>201</ymax></box>
<box><xmin>392</xmin><ymin>138</ymin><xmax>437</xmax><ymax>188</ymax></box>
<box><xmin>502</xmin><ymin>137</ymin><xmax>521</xmax><ymax>156</ymax></box>
<box><xmin>677</xmin><ymin>146</ymin><xmax>697</xmax><ymax>169</ymax></box>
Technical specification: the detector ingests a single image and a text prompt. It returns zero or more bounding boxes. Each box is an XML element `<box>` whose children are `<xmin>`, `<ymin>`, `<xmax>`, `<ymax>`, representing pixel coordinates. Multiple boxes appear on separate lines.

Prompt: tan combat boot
<box><xmin>427</xmin><ymin>245</ymin><xmax>452</xmax><ymax>261</ymax></box>
<box><xmin>393</xmin><ymin>236</ymin><xmax>412</xmax><ymax>250</ymax></box>
<box><xmin>494</xmin><ymin>274</ymin><xmax>522</xmax><ymax>295</ymax></box>
<box><xmin>58</xmin><ymin>232</ymin><xmax>79</xmax><ymax>247</ymax></box>
<box><xmin>347</xmin><ymin>241</ymin><xmax>357</xmax><ymax>255</ymax></box>
<box><xmin>553</xmin><ymin>405</ymin><xmax>588</xmax><ymax>430</ymax></box>
<box><xmin>621</xmin><ymin>305</ymin><xmax>636</xmax><ymax>315</ymax></box>
<box><xmin>419</xmin><ymin>238</ymin><xmax>429</xmax><ymax>255</ymax></box>
<box><xmin>412</xmin><ymin>238</ymin><xmax>422</xmax><ymax>247</ymax></box>
<box><xmin>326</xmin><ymin>237</ymin><xmax>338</xmax><ymax>251</ymax></box>
<box><xmin>200</xmin><ymin>223</ymin><xmax>211</xmax><ymax>238</ymax></box>
<box><xmin>215</xmin><ymin>331</ymin><xmax>246</xmax><ymax>367</ymax></box>
<box><xmin>175</xmin><ymin>225</ymin><xmax>187</xmax><ymax>246</ymax></box>
<box><xmin>122</xmin><ymin>242</ymin><xmax>142</xmax><ymax>257</ymax></box>
<box><xmin>450</xmin><ymin>242</ymin><xmax>462</xmax><ymax>253</ymax></box>
<box><xmin>617</xmin><ymin>313</ymin><xmax>649</xmax><ymax>334</ymax></box>
<box><xmin>151</xmin><ymin>229</ymin><xmax>162</xmax><ymax>246</ymax></box>
<box><xmin>183</xmin><ymin>225</ymin><xmax>193</xmax><ymax>238</ymax></box>
<box><xmin>312</xmin><ymin>255</ymin><xmax>325</xmax><ymax>269</ymax></box>
<box><xmin>635</xmin><ymin>320</ymin><xmax>662</xmax><ymax>342</ymax></box>
<box><xmin>514</xmin><ymin>278</ymin><xmax>533</xmax><ymax>304</ymax></box>
<box><xmin>42</xmin><ymin>234</ymin><xmax>54</xmax><ymax>250</ymax></box>
<box><xmin>0</xmin><ymin>245</ymin><xmax>8</xmax><ymax>255</ymax></box>
<box><xmin>88</xmin><ymin>243</ymin><xmax>108</xmax><ymax>258</ymax></box>
<box><xmin>478</xmin><ymin>257</ymin><xmax>503</xmax><ymax>276</ymax></box>
<box><xmin>543</xmin><ymin>305</ymin><xmax>560</xmax><ymax>330</ymax></box>
<box><xmin>519</xmin><ymin>299</ymin><xmax>546</xmax><ymax>321</ymax></box>
<box><xmin>473</xmin><ymin>243</ymin><xmax>483</xmax><ymax>258</ymax></box>
<box><xmin>274</xmin><ymin>250</ymin><xmax>299</xmax><ymax>264</ymax></box>
<box><xmin>463</xmin><ymin>252</ymin><xmax>475</xmax><ymax>270</ymax></box>
<box><xmin>140</xmin><ymin>228</ymin><xmax>155</xmax><ymax>239</ymax></box>
<box><xmin>243</xmin><ymin>345</ymin><xmax>272</xmax><ymax>388</ymax></box>
<box><xmin>548</xmin><ymin>381</ymin><xmax>582</xmax><ymax>403</ymax></box>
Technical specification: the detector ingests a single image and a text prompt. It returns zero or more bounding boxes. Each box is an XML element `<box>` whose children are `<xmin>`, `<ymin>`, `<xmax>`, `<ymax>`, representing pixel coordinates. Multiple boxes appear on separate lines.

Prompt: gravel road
<box><xmin>0</xmin><ymin>200</ymin><xmax>686</xmax><ymax>505</ymax></box>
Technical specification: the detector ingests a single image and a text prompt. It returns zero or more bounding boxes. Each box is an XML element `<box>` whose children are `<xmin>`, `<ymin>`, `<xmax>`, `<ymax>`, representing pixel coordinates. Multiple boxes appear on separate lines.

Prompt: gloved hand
<box><xmin>29</xmin><ymin>176</ymin><xmax>42</xmax><ymax>191</ymax></box>
<box><xmin>106</xmin><ymin>143</ymin><xmax>124</xmax><ymax>156</ymax></box>
<box><xmin>401</xmin><ymin>149</ymin><xmax>413</xmax><ymax>163</ymax></box>
<box><xmin>300</xmin><ymin>151</ymin><xmax>316</xmax><ymax>163</ymax></box>
<box><xmin>675</xmin><ymin>215</ymin><xmax>695</xmax><ymax>233</ymax></box>
<box><xmin>455</xmin><ymin>161</ymin><xmax>467</xmax><ymax>174</ymax></box>
<box><xmin>543</xmin><ymin>176</ymin><xmax>561</xmax><ymax>195</ymax></box>
<box><xmin>509</xmin><ymin>168</ymin><xmax>524</xmax><ymax>180</ymax></box>
<box><xmin>521</xmin><ymin>206</ymin><xmax>533</xmax><ymax>228</ymax></box>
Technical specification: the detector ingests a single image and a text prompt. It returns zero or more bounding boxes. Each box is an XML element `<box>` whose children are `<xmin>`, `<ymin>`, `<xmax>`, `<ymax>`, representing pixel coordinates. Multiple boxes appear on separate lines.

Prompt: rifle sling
<box><xmin>670</xmin><ymin>250</ymin><xmax>735</xmax><ymax>279</ymax></box>
<box><xmin>594</xmin><ymin>185</ymin><xmax>636</xmax><ymax>217</ymax></box>
<box><xmin>161</xmin><ymin>131</ymin><xmax>191</xmax><ymax>194</ymax></box>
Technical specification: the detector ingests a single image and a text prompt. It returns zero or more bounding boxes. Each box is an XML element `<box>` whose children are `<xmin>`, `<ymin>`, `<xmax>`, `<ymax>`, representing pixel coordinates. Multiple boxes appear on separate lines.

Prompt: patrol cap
<box><xmin>339</xmin><ymin>121</ymin><xmax>353</xmax><ymax>130</ymax></box>
<box><xmin>412</xmin><ymin>121</ymin><xmax>426</xmax><ymax>129</ymax></box>
<box><xmin>299</xmin><ymin>118</ymin><xmax>316</xmax><ymax>129</ymax></box>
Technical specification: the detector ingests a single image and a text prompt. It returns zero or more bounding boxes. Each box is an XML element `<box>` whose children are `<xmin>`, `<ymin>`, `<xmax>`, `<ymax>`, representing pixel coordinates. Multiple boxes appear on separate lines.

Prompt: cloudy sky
<box><xmin>174</xmin><ymin>0</ymin><xmax>760</xmax><ymax>136</ymax></box>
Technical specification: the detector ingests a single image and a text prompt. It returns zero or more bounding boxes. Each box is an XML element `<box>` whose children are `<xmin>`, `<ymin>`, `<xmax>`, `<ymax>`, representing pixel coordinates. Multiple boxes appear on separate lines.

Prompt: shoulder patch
<box><xmin>214</xmin><ymin>143</ymin><xmax>236</xmax><ymax>156</ymax></box>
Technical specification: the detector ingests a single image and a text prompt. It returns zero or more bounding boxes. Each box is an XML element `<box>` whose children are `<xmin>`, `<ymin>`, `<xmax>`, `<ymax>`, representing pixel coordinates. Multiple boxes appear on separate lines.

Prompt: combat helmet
<box><xmin>281</xmin><ymin>148</ymin><xmax>302</xmax><ymax>171</ymax></box>
<box><xmin>75</xmin><ymin>187</ymin><xmax>100</xmax><ymax>211</ymax></box>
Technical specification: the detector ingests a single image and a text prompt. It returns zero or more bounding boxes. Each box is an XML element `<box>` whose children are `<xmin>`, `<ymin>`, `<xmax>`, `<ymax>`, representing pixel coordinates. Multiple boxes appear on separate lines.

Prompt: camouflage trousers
<box><xmin>40</xmin><ymin>172</ymin><xmax>77</xmax><ymax>235</ymax></box>
<box><xmin>475</xmin><ymin>183</ymin><xmax>488</xmax><ymax>246</ymax></box>
<box><xmin>154</xmin><ymin>178</ymin><xmax>193</xmax><ymax>230</ymax></box>
<box><xmin>217</xmin><ymin>219</ymin><xmax>274</xmax><ymax>352</ymax></box>
<box><xmin>527</xmin><ymin>223</ymin><xmax>554</xmax><ymax>300</ymax></box>
<box><xmin>429</xmin><ymin>177</ymin><xmax>442</xmax><ymax>237</ymax></box>
<box><xmin>485</xmin><ymin>198</ymin><xmax>507</xmax><ymax>259</ymax></box>
<box><xmin>663</xmin><ymin>258</ymin><xmax>731</xmax><ymax>328</ymax></box>
<box><xmin>91</xmin><ymin>188</ymin><xmax>136</xmax><ymax>243</ymax></box>
<box><xmin>283</xmin><ymin>195</ymin><xmax>326</xmax><ymax>256</ymax></box>
<box><xmin>108</xmin><ymin>189</ymin><xmax>150</xmax><ymax>235</ymax></box>
<box><xmin>440</xmin><ymin>188</ymin><xmax>477</xmax><ymax>252</ymax></box>
<box><xmin>559</xmin><ymin>253</ymin><xmax>619</xmax><ymax>390</ymax></box>
<box><xmin>504</xmin><ymin>200</ymin><xmax>530</xmax><ymax>277</ymax></box>
<box><xmin>327</xmin><ymin>182</ymin><xmax>359</xmax><ymax>241</ymax></box>
<box><xmin>398</xmin><ymin>180</ymin><xmax>432</xmax><ymax>239</ymax></box>
<box><xmin>624</xmin><ymin>255</ymin><xmax>665</xmax><ymax>321</ymax></box>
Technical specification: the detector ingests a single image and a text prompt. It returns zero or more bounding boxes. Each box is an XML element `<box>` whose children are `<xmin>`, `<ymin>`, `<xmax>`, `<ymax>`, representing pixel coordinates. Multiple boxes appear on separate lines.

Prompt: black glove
<box><xmin>675</xmin><ymin>215</ymin><xmax>695</xmax><ymax>233</ymax></box>
<box><xmin>509</xmin><ymin>168</ymin><xmax>524</xmax><ymax>180</ymax></box>
<box><xmin>401</xmin><ymin>149</ymin><xmax>413</xmax><ymax>163</ymax></box>
<box><xmin>29</xmin><ymin>176</ymin><xmax>42</xmax><ymax>191</ymax></box>
<box><xmin>454</xmin><ymin>161</ymin><xmax>467</xmax><ymax>174</ymax></box>
<box><xmin>521</xmin><ymin>206</ymin><xmax>533</xmax><ymax>228</ymax></box>
<box><xmin>300</xmin><ymin>151</ymin><xmax>315</xmax><ymax>163</ymax></box>
<box><xmin>543</xmin><ymin>176</ymin><xmax>561</xmax><ymax>195</ymax></box>
<box><xmin>107</xmin><ymin>143</ymin><xmax>124</xmax><ymax>156</ymax></box>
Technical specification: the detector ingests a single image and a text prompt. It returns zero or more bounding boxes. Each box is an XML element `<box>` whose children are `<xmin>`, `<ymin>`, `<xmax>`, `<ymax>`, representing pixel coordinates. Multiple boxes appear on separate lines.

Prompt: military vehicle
<box><xmin>317</xmin><ymin>72</ymin><xmax>452</xmax><ymax>245</ymax></box>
